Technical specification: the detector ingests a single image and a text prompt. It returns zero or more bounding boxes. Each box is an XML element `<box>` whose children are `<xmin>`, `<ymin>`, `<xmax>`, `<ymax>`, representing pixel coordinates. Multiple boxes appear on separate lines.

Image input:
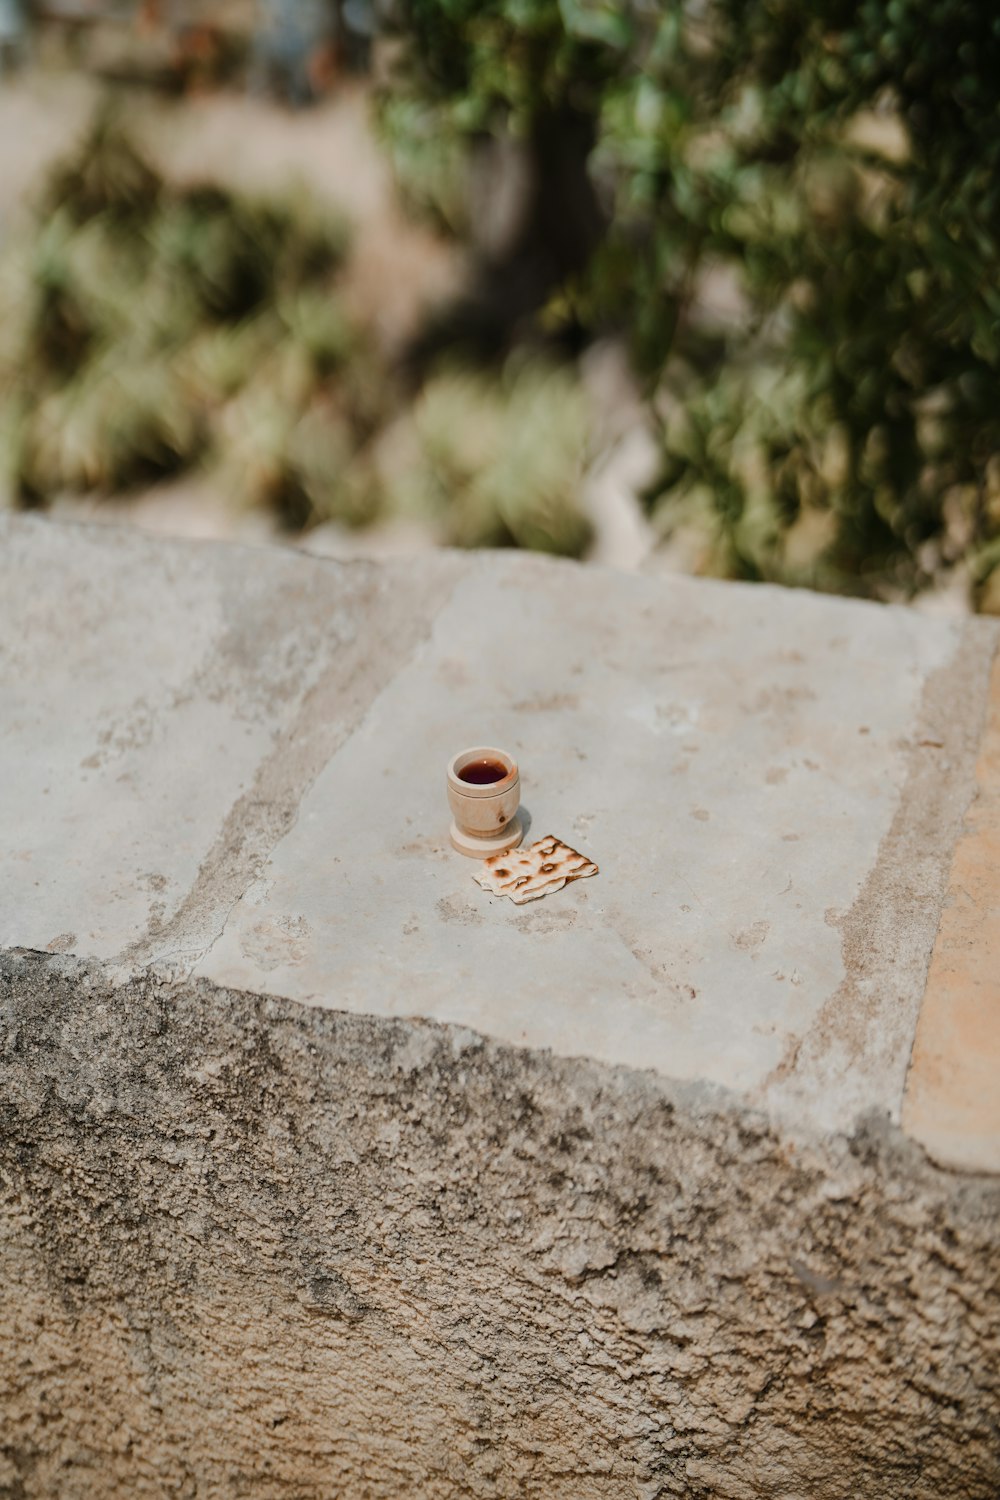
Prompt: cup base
<box><xmin>450</xmin><ymin>813</ymin><xmax>524</xmax><ymax>859</ymax></box>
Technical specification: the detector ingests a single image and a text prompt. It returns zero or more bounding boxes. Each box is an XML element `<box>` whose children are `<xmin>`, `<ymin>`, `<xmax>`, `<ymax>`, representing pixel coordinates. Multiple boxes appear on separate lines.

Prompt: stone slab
<box><xmin>1</xmin><ymin>513</ymin><xmax>998</xmax><ymax>1157</ymax></box>
<box><xmin>3</xmin><ymin>513</ymin><xmax>1000</xmax><ymax>1499</ymax></box>
<box><xmin>0</xmin><ymin>515</ymin><xmax>463</xmax><ymax>967</ymax></box>
<box><xmin>903</xmin><ymin>649</ymin><xmax>1000</xmax><ymax>1171</ymax></box>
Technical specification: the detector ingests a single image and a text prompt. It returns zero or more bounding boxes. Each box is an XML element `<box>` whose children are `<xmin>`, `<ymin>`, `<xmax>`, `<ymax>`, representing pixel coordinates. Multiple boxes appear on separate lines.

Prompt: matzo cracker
<box><xmin>474</xmin><ymin>835</ymin><xmax>598</xmax><ymax>905</ymax></box>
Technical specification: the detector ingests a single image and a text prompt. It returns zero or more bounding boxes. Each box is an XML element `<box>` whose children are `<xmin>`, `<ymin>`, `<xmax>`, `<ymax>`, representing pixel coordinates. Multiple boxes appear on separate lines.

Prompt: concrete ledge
<box><xmin>3</xmin><ymin>953</ymin><xmax>999</xmax><ymax>1500</ymax></box>
<box><xmin>903</xmin><ymin>648</ymin><xmax>1000</xmax><ymax>1172</ymax></box>
<box><xmin>2</xmin><ymin>514</ymin><xmax>998</xmax><ymax>1159</ymax></box>
<box><xmin>2</xmin><ymin>514</ymin><xmax>999</xmax><ymax>1497</ymax></box>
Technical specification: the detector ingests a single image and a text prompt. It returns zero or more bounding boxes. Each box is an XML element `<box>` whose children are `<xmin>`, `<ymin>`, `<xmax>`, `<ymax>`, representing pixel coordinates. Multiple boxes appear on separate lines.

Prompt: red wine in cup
<box><xmin>458</xmin><ymin>759</ymin><xmax>508</xmax><ymax>785</ymax></box>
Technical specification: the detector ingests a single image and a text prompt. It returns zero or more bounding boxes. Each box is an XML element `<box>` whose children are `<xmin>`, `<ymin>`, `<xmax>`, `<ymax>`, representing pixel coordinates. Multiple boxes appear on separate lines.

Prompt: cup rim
<box><xmin>447</xmin><ymin>745</ymin><xmax>519</xmax><ymax>798</ymax></box>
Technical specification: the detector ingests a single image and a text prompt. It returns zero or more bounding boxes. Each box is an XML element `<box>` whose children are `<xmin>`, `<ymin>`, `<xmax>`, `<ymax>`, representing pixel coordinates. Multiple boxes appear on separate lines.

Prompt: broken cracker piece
<box><xmin>474</xmin><ymin>835</ymin><xmax>598</xmax><ymax>905</ymax></box>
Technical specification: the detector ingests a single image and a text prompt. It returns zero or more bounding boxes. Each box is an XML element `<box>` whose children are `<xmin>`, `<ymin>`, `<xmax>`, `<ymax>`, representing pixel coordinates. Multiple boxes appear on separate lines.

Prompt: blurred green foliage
<box><xmin>406</xmin><ymin>358</ymin><xmax>593</xmax><ymax>555</ymax></box>
<box><xmin>0</xmin><ymin>104</ymin><xmax>599</xmax><ymax>557</ymax></box>
<box><xmin>395</xmin><ymin>0</ymin><xmax>1000</xmax><ymax>604</ymax></box>
<box><xmin>376</xmin><ymin>92</ymin><xmax>470</xmax><ymax>234</ymax></box>
<box><xmin>0</xmin><ymin>107</ymin><xmax>382</xmax><ymax>529</ymax></box>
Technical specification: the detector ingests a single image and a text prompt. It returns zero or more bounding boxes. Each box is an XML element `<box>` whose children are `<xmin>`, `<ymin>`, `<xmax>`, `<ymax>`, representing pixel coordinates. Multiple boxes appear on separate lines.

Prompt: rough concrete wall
<box><xmin>2</xmin><ymin>952</ymin><xmax>998</xmax><ymax>1500</ymax></box>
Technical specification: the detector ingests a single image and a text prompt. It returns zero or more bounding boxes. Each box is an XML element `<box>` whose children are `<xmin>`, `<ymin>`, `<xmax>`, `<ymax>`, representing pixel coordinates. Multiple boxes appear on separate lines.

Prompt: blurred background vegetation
<box><xmin>1</xmin><ymin>0</ymin><xmax>998</xmax><ymax>609</ymax></box>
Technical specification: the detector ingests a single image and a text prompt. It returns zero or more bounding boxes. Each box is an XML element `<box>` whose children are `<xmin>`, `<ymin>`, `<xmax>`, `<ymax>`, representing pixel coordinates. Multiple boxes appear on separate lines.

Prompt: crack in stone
<box><xmin>116</xmin><ymin>560</ymin><xmax>465</xmax><ymax>978</ymax></box>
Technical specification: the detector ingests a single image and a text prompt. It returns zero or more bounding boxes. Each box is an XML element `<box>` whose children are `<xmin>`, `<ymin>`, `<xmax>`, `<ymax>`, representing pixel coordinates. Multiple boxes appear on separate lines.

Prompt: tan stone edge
<box><xmin>902</xmin><ymin>640</ymin><xmax>1000</xmax><ymax>1173</ymax></box>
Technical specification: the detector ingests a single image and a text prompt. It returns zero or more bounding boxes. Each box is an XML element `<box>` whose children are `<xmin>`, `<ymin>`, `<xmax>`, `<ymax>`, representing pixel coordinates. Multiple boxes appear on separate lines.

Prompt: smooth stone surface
<box><xmin>1</xmin><ymin>513</ymin><xmax>998</xmax><ymax>1161</ymax></box>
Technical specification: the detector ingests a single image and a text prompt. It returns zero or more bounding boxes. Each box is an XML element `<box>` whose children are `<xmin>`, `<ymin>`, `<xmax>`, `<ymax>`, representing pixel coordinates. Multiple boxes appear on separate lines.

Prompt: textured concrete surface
<box><xmin>3</xmin><ymin>955</ymin><xmax>999</xmax><ymax>1500</ymax></box>
<box><xmin>2</xmin><ymin>513</ymin><xmax>999</xmax><ymax>1498</ymax></box>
